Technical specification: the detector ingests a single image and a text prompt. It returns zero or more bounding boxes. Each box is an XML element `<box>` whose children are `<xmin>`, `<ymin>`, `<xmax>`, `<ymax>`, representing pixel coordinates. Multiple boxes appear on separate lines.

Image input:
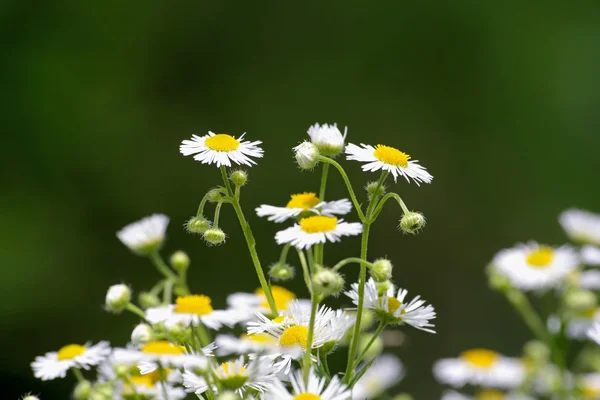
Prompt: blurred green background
<box><xmin>3</xmin><ymin>1</ymin><xmax>600</xmax><ymax>398</ymax></box>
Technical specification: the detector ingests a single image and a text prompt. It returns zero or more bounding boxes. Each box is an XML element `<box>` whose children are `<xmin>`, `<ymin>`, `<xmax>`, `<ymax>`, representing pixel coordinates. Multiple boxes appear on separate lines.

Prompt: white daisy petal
<box><xmin>306</xmin><ymin>122</ymin><xmax>347</xmax><ymax>157</ymax></box>
<box><xmin>559</xmin><ymin>208</ymin><xmax>600</xmax><ymax>246</ymax></box>
<box><xmin>31</xmin><ymin>341</ymin><xmax>111</xmax><ymax>381</ymax></box>
<box><xmin>256</xmin><ymin>192</ymin><xmax>353</xmax><ymax>224</ymax></box>
<box><xmin>587</xmin><ymin>321</ymin><xmax>600</xmax><ymax>345</ymax></box>
<box><xmin>265</xmin><ymin>368</ymin><xmax>351</xmax><ymax>400</ymax></box>
<box><xmin>116</xmin><ymin>214</ymin><xmax>169</xmax><ymax>254</ymax></box>
<box><xmin>582</xmin><ymin>245</ymin><xmax>600</xmax><ymax>266</ymax></box>
<box><xmin>275</xmin><ymin>216</ymin><xmax>362</xmax><ymax>249</ymax></box>
<box><xmin>180</xmin><ymin>131</ymin><xmax>263</xmax><ymax>168</ymax></box>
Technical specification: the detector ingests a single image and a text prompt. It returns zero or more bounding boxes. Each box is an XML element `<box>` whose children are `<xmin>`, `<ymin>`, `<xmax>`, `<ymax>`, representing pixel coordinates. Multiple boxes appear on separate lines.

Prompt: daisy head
<box><xmin>215</xmin><ymin>333</ymin><xmax>280</xmax><ymax>356</ymax></box>
<box><xmin>145</xmin><ymin>294</ymin><xmax>243</xmax><ymax>329</ymax></box>
<box><xmin>180</xmin><ymin>131</ymin><xmax>263</xmax><ymax>168</ymax></box>
<box><xmin>491</xmin><ymin>242</ymin><xmax>579</xmax><ymax>291</ymax></box>
<box><xmin>116</xmin><ymin>370</ymin><xmax>186</xmax><ymax>400</ymax></box>
<box><xmin>113</xmin><ymin>341</ymin><xmax>211</xmax><ymax>374</ymax></box>
<box><xmin>346</xmin><ymin>278</ymin><xmax>436</xmax><ymax>333</ymax></box>
<box><xmin>227</xmin><ymin>285</ymin><xmax>297</xmax><ymax>317</ymax></box>
<box><xmin>116</xmin><ymin>214</ymin><xmax>169</xmax><ymax>255</ymax></box>
<box><xmin>31</xmin><ymin>341</ymin><xmax>111</xmax><ymax>381</ymax></box>
<box><xmin>433</xmin><ymin>349</ymin><xmax>526</xmax><ymax>389</ymax></box>
<box><xmin>345</xmin><ymin>142</ymin><xmax>433</xmax><ymax>185</ymax></box>
<box><xmin>307</xmin><ymin>122</ymin><xmax>347</xmax><ymax>157</ymax></box>
<box><xmin>265</xmin><ymin>368</ymin><xmax>351</xmax><ymax>400</ymax></box>
<box><xmin>255</xmin><ymin>192</ymin><xmax>352</xmax><ymax>223</ymax></box>
<box><xmin>275</xmin><ymin>216</ymin><xmax>362</xmax><ymax>249</ymax></box>
<box><xmin>353</xmin><ymin>354</ymin><xmax>404</xmax><ymax>400</ymax></box>
<box><xmin>559</xmin><ymin>208</ymin><xmax>600</xmax><ymax>246</ymax></box>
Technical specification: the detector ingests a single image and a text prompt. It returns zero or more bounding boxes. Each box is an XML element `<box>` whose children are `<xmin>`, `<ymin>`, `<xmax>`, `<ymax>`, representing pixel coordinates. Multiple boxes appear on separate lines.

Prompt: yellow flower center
<box><xmin>373</xmin><ymin>144</ymin><xmax>410</xmax><ymax>167</ymax></box>
<box><xmin>581</xmin><ymin>307</ymin><xmax>599</xmax><ymax>319</ymax></box>
<box><xmin>272</xmin><ymin>315</ymin><xmax>287</xmax><ymax>323</ymax></box>
<box><xmin>279</xmin><ymin>325</ymin><xmax>309</xmax><ymax>349</ymax></box>
<box><xmin>174</xmin><ymin>295</ymin><xmax>214</xmax><ymax>315</ymax></box>
<box><xmin>477</xmin><ymin>390</ymin><xmax>505</xmax><ymax>400</ymax></box>
<box><xmin>205</xmin><ymin>134</ymin><xmax>240</xmax><ymax>152</ymax></box>
<box><xmin>526</xmin><ymin>247</ymin><xmax>554</xmax><ymax>267</ymax></box>
<box><xmin>219</xmin><ymin>361</ymin><xmax>247</xmax><ymax>377</ymax></box>
<box><xmin>460</xmin><ymin>349</ymin><xmax>499</xmax><ymax>368</ymax></box>
<box><xmin>241</xmin><ymin>333</ymin><xmax>276</xmax><ymax>344</ymax></box>
<box><xmin>379</xmin><ymin>296</ymin><xmax>402</xmax><ymax>314</ymax></box>
<box><xmin>256</xmin><ymin>285</ymin><xmax>296</xmax><ymax>311</ymax></box>
<box><xmin>583</xmin><ymin>387</ymin><xmax>600</xmax><ymax>397</ymax></box>
<box><xmin>129</xmin><ymin>375</ymin><xmax>155</xmax><ymax>388</ymax></box>
<box><xmin>286</xmin><ymin>192</ymin><xmax>321</xmax><ymax>209</ymax></box>
<box><xmin>57</xmin><ymin>344</ymin><xmax>86</xmax><ymax>360</ymax></box>
<box><xmin>141</xmin><ymin>341</ymin><xmax>185</xmax><ymax>355</ymax></box>
<box><xmin>299</xmin><ymin>216</ymin><xmax>338</xmax><ymax>233</ymax></box>
<box><xmin>293</xmin><ymin>394</ymin><xmax>321</xmax><ymax>400</ymax></box>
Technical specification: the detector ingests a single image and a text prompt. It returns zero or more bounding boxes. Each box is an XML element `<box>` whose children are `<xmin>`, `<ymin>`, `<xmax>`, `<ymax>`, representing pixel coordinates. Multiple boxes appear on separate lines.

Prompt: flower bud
<box><xmin>170</xmin><ymin>250</ymin><xmax>190</xmax><ymax>272</ymax></box>
<box><xmin>523</xmin><ymin>340</ymin><xmax>550</xmax><ymax>364</ymax></box>
<box><xmin>73</xmin><ymin>381</ymin><xmax>92</xmax><ymax>399</ymax></box>
<box><xmin>357</xmin><ymin>333</ymin><xmax>383</xmax><ymax>361</ymax></box>
<box><xmin>203</xmin><ymin>228</ymin><xmax>226</xmax><ymax>245</ymax></box>
<box><xmin>114</xmin><ymin>363</ymin><xmax>130</xmax><ymax>379</ymax></box>
<box><xmin>375</xmin><ymin>280</ymin><xmax>392</xmax><ymax>296</ymax></box>
<box><xmin>565</xmin><ymin>289</ymin><xmax>597</xmax><ymax>311</ymax></box>
<box><xmin>392</xmin><ymin>395</ymin><xmax>415</xmax><ymax>400</ymax></box>
<box><xmin>22</xmin><ymin>396</ymin><xmax>40</xmax><ymax>400</ymax></box>
<box><xmin>138</xmin><ymin>291</ymin><xmax>161</xmax><ymax>309</ymax></box>
<box><xmin>294</xmin><ymin>141</ymin><xmax>320</xmax><ymax>170</ymax></box>
<box><xmin>90</xmin><ymin>382</ymin><xmax>113</xmax><ymax>400</ymax></box>
<box><xmin>307</xmin><ymin>123</ymin><xmax>346</xmax><ymax>157</ymax></box>
<box><xmin>365</xmin><ymin>181</ymin><xmax>386</xmax><ymax>200</ymax></box>
<box><xmin>370</xmin><ymin>258</ymin><xmax>393</xmax><ymax>282</ymax></box>
<box><xmin>105</xmin><ymin>284</ymin><xmax>131</xmax><ymax>313</ymax></box>
<box><xmin>216</xmin><ymin>392</ymin><xmax>242</xmax><ymax>400</ymax></box>
<box><xmin>230</xmin><ymin>170</ymin><xmax>248</xmax><ymax>186</ymax></box>
<box><xmin>399</xmin><ymin>211</ymin><xmax>425</xmax><ymax>234</ymax></box>
<box><xmin>312</xmin><ymin>268</ymin><xmax>345</xmax><ymax>297</ymax></box>
<box><xmin>360</xmin><ymin>309</ymin><xmax>375</xmax><ymax>331</ymax></box>
<box><xmin>268</xmin><ymin>262</ymin><xmax>295</xmax><ymax>281</ymax></box>
<box><xmin>207</xmin><ymin>188</ymin><xmax>225</xmax><ymax>203</ymax></box>
<box><xmin>185</xmin><ymin>216</ymin><xmax>211</xmax><ymax>235</ymax></box>
<box><xmin>487</xmin><ymin>266</ymin><xmax>511</xmax><ymax>291</ymax></box>
<box><xmin>168</xmin><ymin>322</ymin><xmax>190</xmax><ymax>341</ymax></box>
<box><xmin>131</xmin><ymin>323</ymin><xmax>153</xmax><ymax>346</ymax></box>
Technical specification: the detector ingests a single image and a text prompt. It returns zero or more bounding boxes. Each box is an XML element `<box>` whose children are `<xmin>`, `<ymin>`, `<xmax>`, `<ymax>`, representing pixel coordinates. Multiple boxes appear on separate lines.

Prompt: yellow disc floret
<box><xmin>477</xmin><ymin>390</ymin><xmax>505</xmax><ymax>400</ymax></box>
<box><xmin>128</xmin><ymin>375</ymin><xmax>155</xmax><ymax>389</ymax></box>
<box><xmin>141</xmin><ymin>341</ymin><xmax>185</xmax><ymax>355</ymax></box>
<box><xmin>286</xmin><ymin>192</ymin><xmax>321</xmax><ymax>209</ymax></box>
<box><xmin>293</xmin><ymin>394</ymin><xmax>321</xmax><ymax>400</ymax></box>
<box><xmin>57</xmin><ymin>344</ymin><xmax>86</xmax><ymax>360</ymax></box>
<box><xmin>205</xmin><ymin>134</ymin><xmax>240</xmax><ymax>152</ymax></box>
<box><xmin>279</xmin><ymin>325</ymin><xmax>309</xmax><ymax>349</ymax></box>
<box><xmin>256</xmin><ymin>285</ymin><xmax>296</xmax><ymax>311</ymax></box>
<box><xmin>299</xmin><ymin>216</ymin><xmax>338</xmax><ymax>233</ymax></box>
<box><xmin>241</xmin><ymin>333</ymin><xmax>276</xmax><ymax>344</ymax></box>
<box><xmin>526</xmin><ymin>247</ymin><xmax>554</xmax><ymax>268</ymax></box>
<box><xmin>460</xmin><ymin>349</ymin><xmax>499</xmax><ymax>368</ymax></box>
<box><xmin>174</xmin><ymin>295</ymin><xmax>214</xmax><ymax>315</ymax></box>
<box><xmin>373</xmin><ymin>144</ymin><xmax>410</xmax><ymax>167</ymax></box>
<box><xmin>379</xmin><ymin>296</ymin><xmax>402</xmax><ymax>314</ymax></box>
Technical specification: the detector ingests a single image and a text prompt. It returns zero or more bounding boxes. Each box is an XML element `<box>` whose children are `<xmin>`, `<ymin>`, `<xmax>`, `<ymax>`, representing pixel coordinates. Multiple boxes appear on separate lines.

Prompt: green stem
<box><xmin>150</xmin><ymin>279</ymin><xmax>167</xmax><ymax>296</ymax></box>
<box><xmin>319</xmin><ymin>162</ymin><xmax>330</xmax><ymax>200</ymax></box>
<box><xmin>332</xmin><ymin>257</ymin><xmax>374</xmax><ymax>272</ymax></box>
<box><xmin>196</xmin><ymin>323</ymin><xmax>212</xmax><ymax>348</ymax></box>
<box><xmin>219</xmin><ymin>166</ymin><xmax>278</xmax><ymax>316</ymax></box>
<box><xmin>126</xmin><ymin>303</ymin><xmax>146</xmax><ymax>319</ymax></box>
<box><xmin>319</xmin><ymin>156</ymin><xmax>365</xmax><ymax>221</ymax></box>
<box><xmin>504</xmin><ymin>288</ymin><xmax>552</xmax><ymax>345</ymax></box>
<box><xmin>71</xmin><ymin>367</ymin><xmax>85</xmax><ymax>382</ymax></box>
<box><xmin>296</xmin><ymin>248</ymin><xmax>312</xmax><ymax>294</ymax></box>
<box><xmin>303</xmin><ymin>294</ymin><xmax>320</xmax><ymax>384</ymax></box>
<box><xmin>279</xmin><ymin>243</ymin><xmax>291</xmax><ymax>265</ymax></box>
<box><xmin>353</xmin><ymin>321</ymin><xmax>386</xmax><ymax>368</ymax></box>
<box><xmin>370</xmin><ymin>192</ymin><xmax>410</xmax><ymax>222</ymax></box>
<box><xmin>163</xmin><ymin>279</ymin><xmax>173</xmax><ymax>305</ymax></box>
<box><xmin>213</xmin><ymin>201</ymin><xmax>223</xmax><ymax>228</ymax></box>
<box><xmin>149</xmin><ymin>251</ymin><xmax>178</xmax><ymax>282</ymax></box>
<box><xmin>365</xmin><ymin>171</ymin><xmax>389</xmax><ymax>217</ymax></box>
<box><xmin>320</xmin><ymin>350</ymin><xmax>331</xmax><ymax>380</ymax></box>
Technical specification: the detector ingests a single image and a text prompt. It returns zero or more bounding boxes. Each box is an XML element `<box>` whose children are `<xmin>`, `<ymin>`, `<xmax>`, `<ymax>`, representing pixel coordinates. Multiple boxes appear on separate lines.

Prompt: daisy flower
<box><xmin>116</xmin><ymin>214</ymin><xmax>169</xmax><ymax>254</ymax></box>
<box><xmin>559</xmin><ymin>208</ymin><xmax>600</xmax><ymax>245</ymax></box>
<box><xmin>587</xmin><ymin>321</ymin><xmax>600</xmax><ymax>345</ymax></box>
<box><xmin>256</xmin><ymin>192</ymin><xmax>352</xmax><ymax>223</ymax></box>
<box><xmin>306</xmin><ymin>122</ymin><xmax>347</xmax><ymax>157</ymax></box>
<box><xmin>275</xmin><ymin>216</ymin><xmax>362</xmax><ymax>249</ymax></box>
<box><xmin>183</xmin><ymin>356</ymin><xmax>275</xmax><ymax>396</ymax></box>
<box><xmin>352</xmin><ymin>354</ymin><xmax>405</xmax><ymax>400</ymax></box>
<box><xmin>345</xmin><ymin>277</ymin><xmax>436</xmax><ymax>333</ymax></box>
<box><xmin>491</xmin><ymin>242</ymin><xmax>579</xmax><ymax>291</ymax></box>
<box><xmin>31</xmin><ymin>341</ymin><xmax>111</xmax><ymax>381</ymax></box>
<box><xmin>433</xmin><ymin>349</ymin><xmax>526</xmax><ymax>389</ymax></box>
<box><xmin>441</xmin><ymin>390</ymin><xmax>535</xmax><ymax>400</ymax></box>
<box><xmin>113</xmin><ymin>370</ymin><xmax>186</xmax><ymax>400</ymax></box>
<box><xmin>215</xmin><ymin>333</ymin><xmax>281</xmax><ymax>357</ymax></box>
<box><xmin>227</xmin><ymin>285</ymin><xmax>300</xmax><ymax>318</ymax></box>
<box><xmin>582</xmin><ymin>245</ymin><xmax>600</xmax><ymax>266</ymax></box>
<box><xmin>565</xmin><ymin>307</ymin><xmax>600</xmax><ymax>339</ymax></box>
<box><xmin>112</xmin><ymin>341</ymin><xmax>212</xmax><ymax>374</ymax></box>
<box><xmin>265</xmin><ymin>368</ymin><xmax>351</xmax><ymax>400</ymax></box>
<box><xmin>145</xmin><ymin>294</ymin><xmax>243</xmax><ymax>329</ymax></box>
<box><xmin>580</xmin><ymin>373</ymin><xmax>600</xmax><ymax>399</ymax></box>
<box><xmin>345</xmin><ymin>142</ymin><xmax>433</xmax><ymax>184</ymax></box>
<box><xmin>180</xmin><ymin>131</ymin><xmax>263</xmax><ymax>167</ymax></box>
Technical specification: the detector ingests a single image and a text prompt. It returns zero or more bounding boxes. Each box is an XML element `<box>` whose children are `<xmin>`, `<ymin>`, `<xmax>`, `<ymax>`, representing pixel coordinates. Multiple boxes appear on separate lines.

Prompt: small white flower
<box><xmin>580</xmin><ymin>373</ymin><xmax>600</xmax><ymax>398</ymax></box>
<box><xmin>433</xmin><ymin>349</ymin><xmax>526</xmax><ymax>389</ymax></box>
<box><xmin>105</xmin><ymin>284</ymin><xmax>131</xmax><ymax>313</ymax></box>
<box><xmin>587</xmin><ymin>321</ymin><xmax>600</xmax><ymax>345</ymax></box>
<box><xmin>145</xmin><ymin>294</ymin><xmax>244</xmax><ymax>330</ymax></box>
<box><xmin>345</xmin><ymin>277</ymin><xmax>436</xmax><ymax>333</ymax></box>
<box><xmin>441</xmin><ymin>390</ymin><xmax>534</xmax><ymax>400</ymax></box>
<box><xmin>491</xmin><ymin>242</ymin><xmax>579</xmax><ymax>291</ymax></box>
<box><xmin>180</xmin><ymin>131</ymin><xmax>263</xmax><ymax>167</ymax></box>
<box><xmin>256</xmin><ymin>192</ymin><xmax>352</xmax><ymax>223</ymax></box>
<box><xmin>559</xmin><ymin>208</ymin><xmax>600</xmax><ymax>246</ymax></box>
<box><xmin>582</xmin><ymin>245</ymin><xmax>600</xmax><ymax>266</ymax></box>
<box><xmin>307</xmin><ymin>122</ymin><xmax>347</xmax><ymax>157</ymax></box>
<box><xmin>345</xmin><ymin>142</ymin><xmax>433</xmax><ymax>184</ymax></box>
<box><xmin>353</xmin><ymin>354</ymin><xmax>405</xmax><ymax>399</ymax></box>
<box><xmin>227</xmin><ymin>285</ymin><xmax>299</xmax><ymax>318</ymax></box>
<box><xmin>131</xmin><ymin>323</ymin><xmax>154</xmax><ymax>346</ymax></box>
<box><xmin>112</xmin><ymin>341</ymin><xmax>212</xmax><ymax>374</ymax></box>
<box><xmin>275</xmin><ymin>216</ymin><xmax>362</xmax><ymax>249</ymax></box>
<box><xmin>31</xmin><ymin>341</ymin><xmax>111</xmax><ymax>381</ymax></box>
<box><xmin>294</xmin><ymin>141</ymin><xmax>320</xmax><ymax>169</ymax></box>
<box><xmin>565</xmin><ymin>308</ymin><xmax>600</xmax><ymax>339</ymax></box>
<box><xmin>265</xmin><ymin>368</ymin><xmax>351</xmax><ymax>400</ymax></box>
<box><xmin>116</xmin><ymin>214</ymin><xmax>169</xmax><ymax>254</ymax></box>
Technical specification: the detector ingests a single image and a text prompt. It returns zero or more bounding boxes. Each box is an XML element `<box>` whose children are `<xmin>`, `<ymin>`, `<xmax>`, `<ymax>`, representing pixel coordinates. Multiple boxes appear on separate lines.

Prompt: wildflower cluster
<box><xmin>432</xmin><ymin>209</ymin><xmax>600</xmax><ymax>398</ymax></box>
<box><xmin>28</xmin><ymin>123</ymin><xmax>434</xmax><ymax>399</ymax></box>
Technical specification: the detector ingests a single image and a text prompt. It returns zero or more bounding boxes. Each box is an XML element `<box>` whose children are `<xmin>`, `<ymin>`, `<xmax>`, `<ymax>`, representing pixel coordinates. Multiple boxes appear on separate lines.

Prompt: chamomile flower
<box><xmin>266</xmin><ymin>368</ymin><xmax>351</xmax><ymax>400</ymax></box>
<box><xmin>145</xmin><ymin>295</ymin><xmax>243</xmax><ymax>329</ymax></box>
<box><xmin>275</xmin><ymin>216</ymin><xmax>362</xmax><ymax>249</ymax></box>
<box><xmin>113</xmin><ymin>370</ymin><xmax>186</xmax><ymax>400</ymax></box>
<box><xmin>116</xmin><ymin>214</ymin><xmax>169</xmax><ymax>254</ymax></box>
<box><xmin>345</xmin><ymin>143</ymin><xmax>433</xmax><ymax>184</ymax></box>
<box><xmin>31</xmin><ymin>341</ymin><xmax>111</xmax><ymax>381</ymax></box>
<box><xmin>587</xmin><ymin>321</ymin><xmax>600</xmax><ymax>345</ymax></box>
<box><xmin>441</xmin><ymin>390</ymin><xmax>535</xmax><ymax>400</ymax></box>
<box><xmin>227</xmin><ymin>286</ymin><xmax>299</xmax><ymax>318</ymax></box>
<box><xmin>352</xmin><ymin>354</ymin><xmax>405</xmax><ymax>400</ymax></box>
<box><xmin>180</xmin><ymin>132</ymin><xmax>263</xmax><ymax>167</ymax></box>
<box><xmin>255</xmin><ymin>192</ymin><xmax>352</xmax><ymax>223</ymax></box>
<box><xmin>580</xmin><ymin>373</ymin><xmax>600</xmax><ymax>399</ymax></box>
<box><xmin>433</xmin><ymin>349</ymin><xmax>526</xmax><ymax>389</ymax></box>
<box><xmin>345</xmin><ymin>278</ymin><xmax>436</xmax><ymax>333</ymax></box>
<box><xmin>215</xmin><ymin>333</ymin><xmax>281</xmax><ymax>356</ymax></box>
<box><xmin>491</xmin><ymin>242</ymin><xmax>579</xmax><ymax>291</ymax></box>
<box><xmin>565</xmin><ymin>307</ymin><xmax>600</xmax><ymax>339</ymax></box>
<box><xmin>183</xmin><ymin>356</ymin><xmax>275</xmax><ymax>396</ymax></box>
<box><xmin>306</xmin><ymin>122</ymin><xmax>347</xmax><ymax>157</ymax></box>
<box><xmin>582</xmin><ymin>245</ymin><xmax>600</xmax><ymax>266</ymax></box>
<box><xmin>559</xmin><ymin>208</ymin><xmax>600</xmax><ymax>245</ymax></box>
<box><xmin>112</xmin><ymin>341</ymin><xmax>212</xmax><ymax>374</ymax></box>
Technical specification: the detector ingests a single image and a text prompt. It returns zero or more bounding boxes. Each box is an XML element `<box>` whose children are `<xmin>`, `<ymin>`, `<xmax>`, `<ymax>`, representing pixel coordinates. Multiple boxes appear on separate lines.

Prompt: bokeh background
<box><xmin>3</xmin><ymin>1</ymin><xmax>600</xmax><ymax>398</ymax></box>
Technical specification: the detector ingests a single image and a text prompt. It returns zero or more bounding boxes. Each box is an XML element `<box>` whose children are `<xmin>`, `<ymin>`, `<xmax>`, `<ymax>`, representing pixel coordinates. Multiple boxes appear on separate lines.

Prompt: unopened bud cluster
<box><xmin>312</xmin><ymin>267</ymin><xmax>345</xmax><ymax>297</ymax></box>
<box><xmin>186</xmin><ymin>216</ymin><xmax>211</xmax><ymax>234</ymax></box>
<box><xmin>294</xmin><ymin>141</ymin><xmax>320</xmax><ymax>170</ymax></box>
<box><xmin>230</xmin><ymin>170</ymin><xmax>248</xmax><ymax>186</ymax></box>
<box><xmin>399</xmin><ymin>211</ymin><xmax>425</xmax><ymax>234</ymax></box>
<box><xmin>371</xmin><ymin>258</ymin><xmax>393</xmax><ymax>282</ymax></box>
<box><xmin>203</xmin><ymin>228</ymin><xmax>226</xmax><ymax>245</ymax></box>
<box><xmin>268</xmin><ymin>262</ymin><xmax>295</xmax><ymax>281</ymax></box>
